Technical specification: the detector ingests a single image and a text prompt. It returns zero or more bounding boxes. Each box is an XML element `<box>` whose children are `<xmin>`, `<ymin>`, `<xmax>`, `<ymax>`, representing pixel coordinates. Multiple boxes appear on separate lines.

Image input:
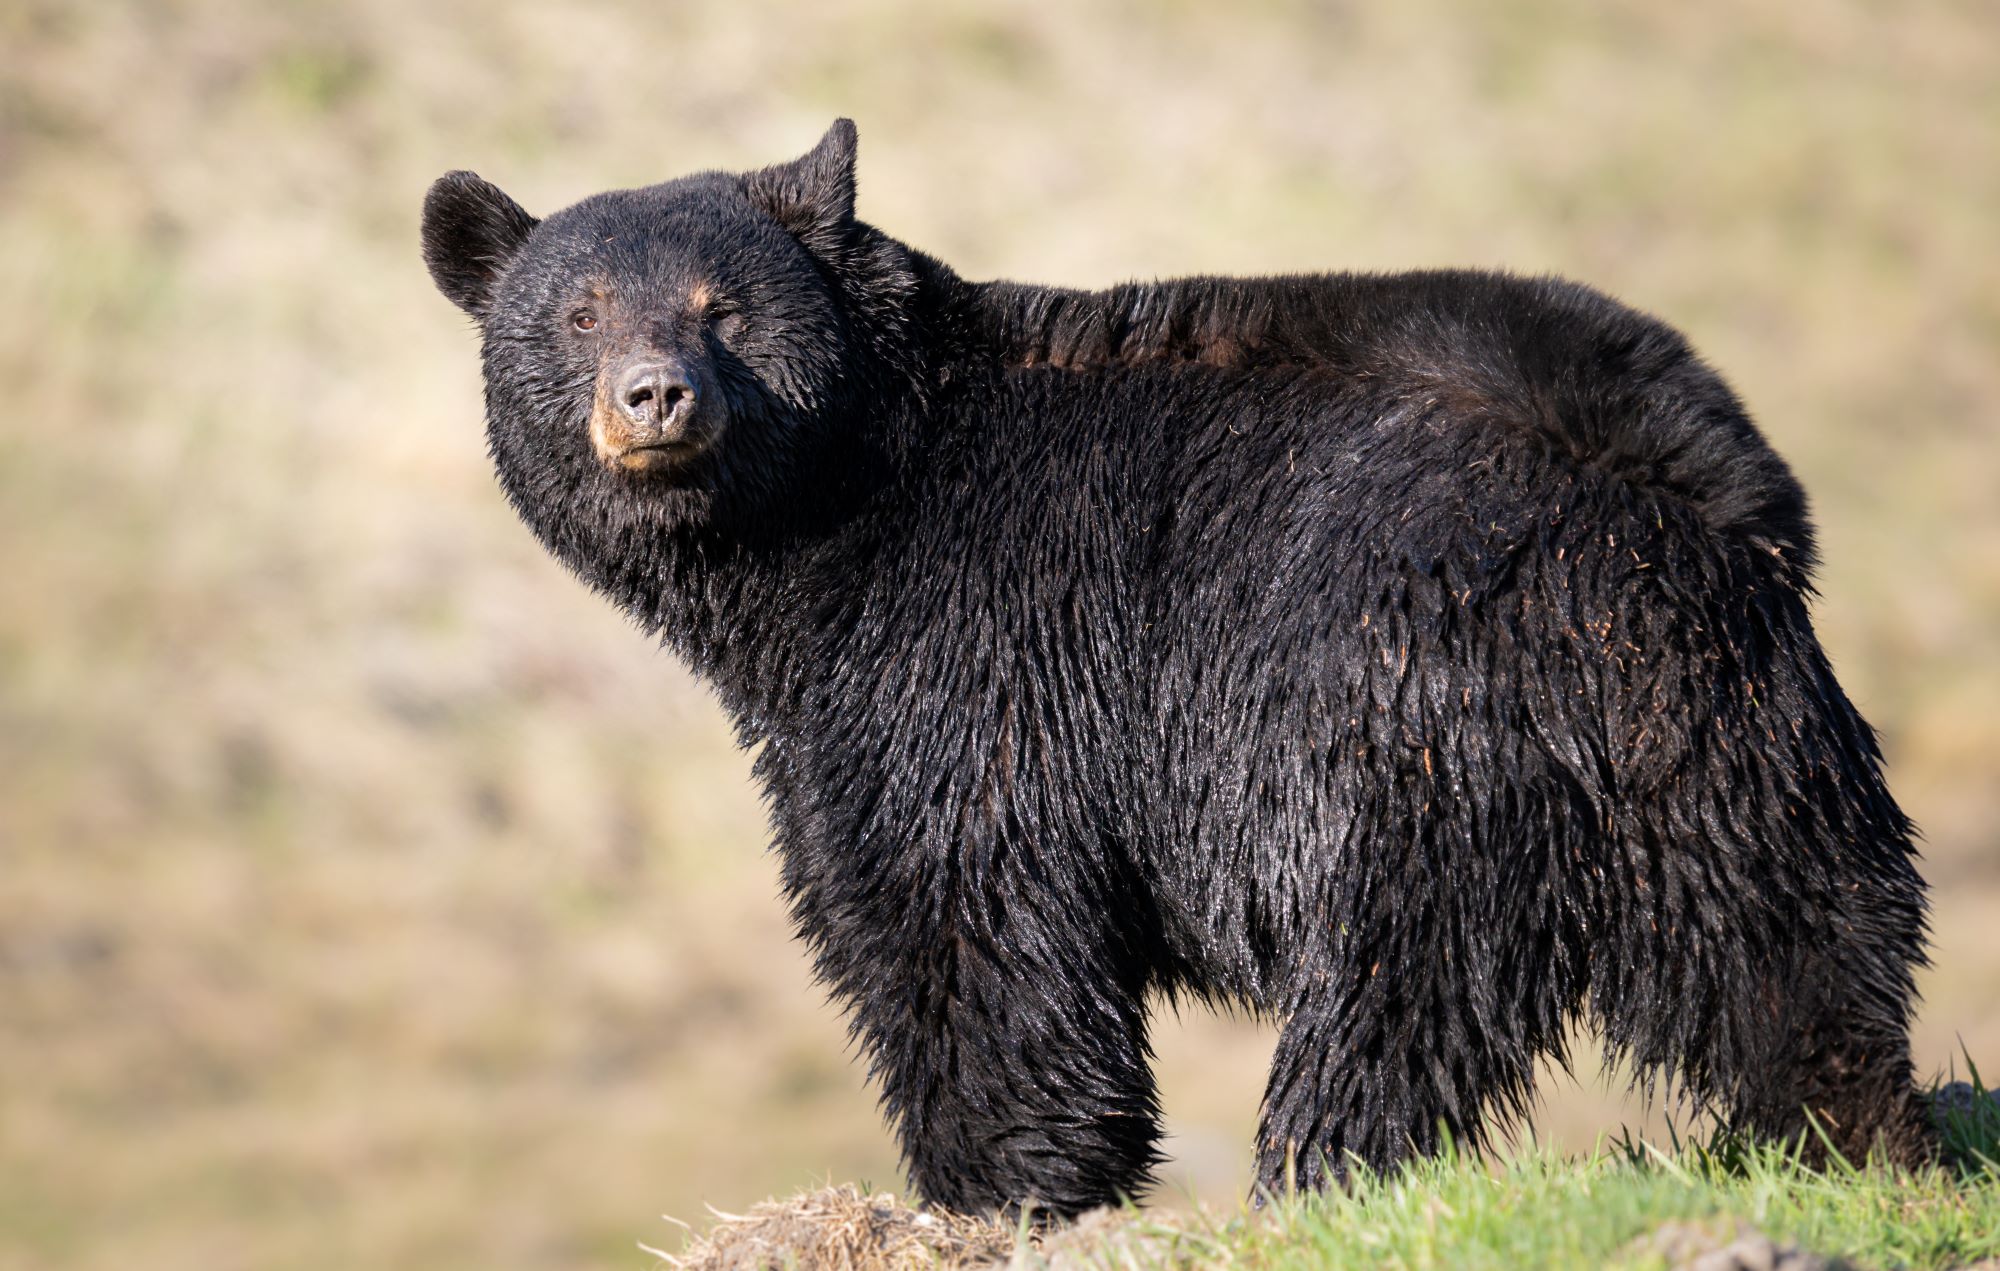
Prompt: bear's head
<box><xmin>422</xmin><ymin>120</ymin><xmax>918</xmax><ymax>545</ymax></box>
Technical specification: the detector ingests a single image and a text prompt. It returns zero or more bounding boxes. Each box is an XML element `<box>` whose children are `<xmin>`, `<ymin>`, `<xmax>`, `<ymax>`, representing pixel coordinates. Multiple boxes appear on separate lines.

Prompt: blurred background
<box><xmin>2</xmin><ymin>1</ymin><xmax>1996</xmax><ymax>1267</ymax></box>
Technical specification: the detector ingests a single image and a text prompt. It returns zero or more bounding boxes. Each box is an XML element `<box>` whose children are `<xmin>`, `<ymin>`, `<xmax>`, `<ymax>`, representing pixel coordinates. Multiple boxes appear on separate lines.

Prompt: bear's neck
<box><xmin>518</xmin><ymin>379</ymin><xmax>932</xmax><ymax>742</ymax></box>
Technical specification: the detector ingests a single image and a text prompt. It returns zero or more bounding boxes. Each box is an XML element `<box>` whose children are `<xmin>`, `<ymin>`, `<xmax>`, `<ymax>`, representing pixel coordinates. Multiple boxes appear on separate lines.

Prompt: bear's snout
<box><xmin>592</xmin><ymin>353</ymin><xmax>711</xmax><ymax>472</ymax></box>
<box><xmin>616</xmin><ymin>358</ymin><xmax>698</xmax><ymax>433</ymax></box>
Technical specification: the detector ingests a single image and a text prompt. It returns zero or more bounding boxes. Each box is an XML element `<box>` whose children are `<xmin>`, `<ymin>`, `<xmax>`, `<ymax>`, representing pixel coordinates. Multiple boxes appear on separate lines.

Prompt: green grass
<box><xmin>1029</xmin><ymin>1151</ymin><xmax>1997</xmax><ymax>1269</ymax></box>
<box><xmin>1016</xmin><ymin>1083</ymin><xmax>2000</xmax><ymax>1270</ymax></box>
<box><xmin>668</xmin><ymin>1078</ymin><xmax>2000</xmax><ymax>1269</ymax></box>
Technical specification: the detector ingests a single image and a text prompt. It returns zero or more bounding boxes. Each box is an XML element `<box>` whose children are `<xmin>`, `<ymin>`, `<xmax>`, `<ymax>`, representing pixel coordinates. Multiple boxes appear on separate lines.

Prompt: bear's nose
<box><xmin>616</xmin><ymin>359</ymin><xmax>698</xmax><ymax>434</ymax></box>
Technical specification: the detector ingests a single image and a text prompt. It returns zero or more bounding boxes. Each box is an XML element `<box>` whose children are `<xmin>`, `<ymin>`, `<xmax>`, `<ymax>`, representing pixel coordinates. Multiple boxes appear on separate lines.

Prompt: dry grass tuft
<box><xmin>657</xmin><ymin>1186</ymin><xmax>1016</xmax><ymax>1271</ymax></box>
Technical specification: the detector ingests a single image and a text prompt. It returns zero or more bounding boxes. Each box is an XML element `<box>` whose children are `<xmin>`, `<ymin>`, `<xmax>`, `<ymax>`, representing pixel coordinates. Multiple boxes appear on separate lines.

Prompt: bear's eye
<box><xmin>571</xmin><ymin>309</ymin><xmax>598</xmax><ymax>333</ymax></box>
<box><xmin>711</xmin><ymin>309</ymin><xmax>745</xmax><ymax>342</ymax></box>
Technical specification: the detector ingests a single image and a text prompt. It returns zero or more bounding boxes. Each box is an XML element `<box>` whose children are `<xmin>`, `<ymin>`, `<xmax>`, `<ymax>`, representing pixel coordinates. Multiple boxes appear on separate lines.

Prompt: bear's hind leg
<box><xmin>1587</xmin><ymin>620</ymin><xmax>1933</xmax><ymax>1168</ymax></box>
<box><xmin>1592</xmin><ymin>858</ymin><xmax>1931</xmax><ymax>1168</ymax></box>
<box><xmin>1738</xmin><ymin>939</ymin><xmax>1934</xmax><ymax>1167</ymax></box>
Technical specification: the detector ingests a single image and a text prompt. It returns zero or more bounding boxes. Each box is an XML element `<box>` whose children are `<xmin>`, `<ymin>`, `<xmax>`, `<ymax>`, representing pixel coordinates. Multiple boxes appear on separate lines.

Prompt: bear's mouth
<box><xmin>590</xmin><ymin>398</ymin><xmax>721</xmax><ymax>475</ymax></box>
<box><xmin>611</xmin><ymin>438</ymin><xmax>708</xmax><ymax>474</ymax></box>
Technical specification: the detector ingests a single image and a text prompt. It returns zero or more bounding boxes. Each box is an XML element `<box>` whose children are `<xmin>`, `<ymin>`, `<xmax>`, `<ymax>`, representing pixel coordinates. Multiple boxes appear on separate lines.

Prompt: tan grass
<box><xmin>1</xmin><ymin>1</ymin><xmax>1996</xmax><ymax>1267</ymax></box>
<box><xmin>655</xmin><ymin>1187</ymin><xmax>1014</xmax><ymax>1271</ymax></box>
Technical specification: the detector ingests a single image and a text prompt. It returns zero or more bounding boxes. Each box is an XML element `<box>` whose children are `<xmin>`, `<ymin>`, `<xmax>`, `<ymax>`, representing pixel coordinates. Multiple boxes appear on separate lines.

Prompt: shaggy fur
<box><xmin>421</xmin><ymin>121</ymin><xmax>1932</xmax><ymax>1218</ymax></box>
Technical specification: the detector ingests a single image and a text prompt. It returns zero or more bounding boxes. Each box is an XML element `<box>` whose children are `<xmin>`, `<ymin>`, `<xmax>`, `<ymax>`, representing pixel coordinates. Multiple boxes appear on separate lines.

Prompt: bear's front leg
<box><xmin>1253</xmin><ymin>936</ymin><xmax>1540</xmax><ymax>1196</ymax></box>
<box><xmin>828</xmin><ymin>872</ymin><xmax>1162</xmax><ymax>1219</ymax></box>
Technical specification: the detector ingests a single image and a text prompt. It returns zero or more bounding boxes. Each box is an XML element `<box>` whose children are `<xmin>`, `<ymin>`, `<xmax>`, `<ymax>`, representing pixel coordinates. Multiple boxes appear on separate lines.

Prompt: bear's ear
<box><xmin>743</xmin><ymin>119</ymin><xmax>858</xmax><ymax>256</ymax></box>
<box><xmin>422</xmin><ymin>171</ymin><xmax>539</xmax><ymax>319</ymax></box>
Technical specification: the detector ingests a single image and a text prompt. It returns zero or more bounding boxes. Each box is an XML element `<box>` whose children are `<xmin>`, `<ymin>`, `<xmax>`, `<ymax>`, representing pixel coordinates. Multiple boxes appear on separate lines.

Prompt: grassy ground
<box><xmin>3</xmin><ymin>1</ymin><xmax>1998</xmax><ymax>1268</ymax></box>
<box><xmin>668</xmin><ymin>1090</ymin><xmax>2000</xmax><ymax>1269</ymax></box>
<box><xmin>1034</xmin><ymin>1146</ymin><xmax>2000</xmax><ymax>1270</ymax></box>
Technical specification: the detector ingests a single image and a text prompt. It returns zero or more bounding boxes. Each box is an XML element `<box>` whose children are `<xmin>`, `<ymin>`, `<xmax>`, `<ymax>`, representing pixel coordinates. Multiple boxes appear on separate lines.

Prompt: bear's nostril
<box><xmin>626</xmin><ymin>385</ymin><xmax>655</xmax><ymax>411</ymax></box>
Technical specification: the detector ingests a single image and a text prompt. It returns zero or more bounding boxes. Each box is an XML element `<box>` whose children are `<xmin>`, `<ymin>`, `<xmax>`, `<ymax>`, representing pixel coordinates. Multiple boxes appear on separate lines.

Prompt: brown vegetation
<box><xmin>655</xmin><ymin>1187</ymin><xmax>1012</xmax><ymax>1271</ymax></box>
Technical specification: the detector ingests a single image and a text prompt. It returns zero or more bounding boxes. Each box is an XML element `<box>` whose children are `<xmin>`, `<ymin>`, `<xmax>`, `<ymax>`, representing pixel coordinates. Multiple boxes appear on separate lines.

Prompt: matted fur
<box><xmin>422</xmin><ymin>121</ymin><xmax>1931</xmax><ymax>1218</ymax></box>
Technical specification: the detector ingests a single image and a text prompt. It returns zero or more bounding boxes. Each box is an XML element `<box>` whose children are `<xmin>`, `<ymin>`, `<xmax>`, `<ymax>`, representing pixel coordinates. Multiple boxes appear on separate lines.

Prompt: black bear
<box><xmin>421</xmin><ymin>120</ymin><xmax>1932</xmax><ymax>1217</ymax></box>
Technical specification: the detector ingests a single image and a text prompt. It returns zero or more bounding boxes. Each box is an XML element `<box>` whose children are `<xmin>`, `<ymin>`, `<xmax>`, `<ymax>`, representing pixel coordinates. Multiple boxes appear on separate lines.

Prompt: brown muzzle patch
<box><xmin>590</xmin><ymin>373</ymin><xmax>643</xmax><ymax>468</ymax></box>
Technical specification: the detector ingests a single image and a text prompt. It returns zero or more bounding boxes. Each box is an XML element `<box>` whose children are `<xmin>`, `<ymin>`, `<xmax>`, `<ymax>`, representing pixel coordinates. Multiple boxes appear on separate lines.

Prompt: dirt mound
<box><xmin>655</xmin><ymin>1186</ymin><xmax>1016</xmax><ymax>1270</ymax></box>
<box><xmin>1639</xmin><ymin>1219</ymin><xmax>1849</xmax><ymax>1271</ymax></box>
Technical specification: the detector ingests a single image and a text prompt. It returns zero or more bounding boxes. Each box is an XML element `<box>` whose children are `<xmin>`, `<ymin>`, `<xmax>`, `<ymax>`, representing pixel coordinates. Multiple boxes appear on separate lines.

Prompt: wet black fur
<box><xmin>422</xmin><ymin>122</ymin><xmax>1932</xmax><ymax>1218</ymax></box>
